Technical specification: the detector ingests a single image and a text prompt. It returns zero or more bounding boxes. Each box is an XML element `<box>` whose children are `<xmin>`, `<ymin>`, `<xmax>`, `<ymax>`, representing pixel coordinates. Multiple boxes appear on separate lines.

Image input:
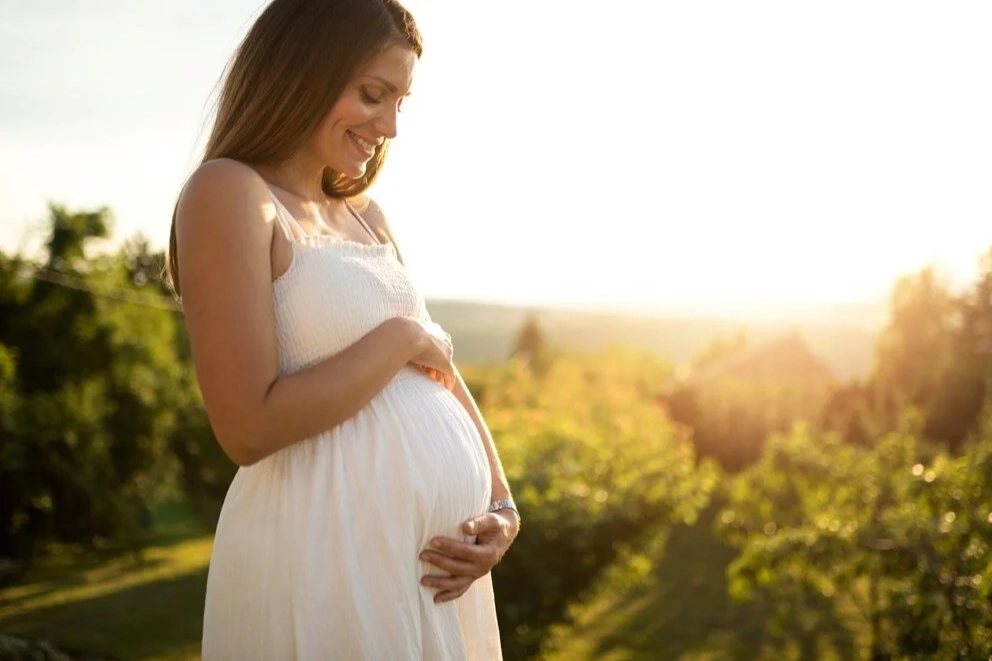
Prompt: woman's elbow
<box><xmin>216</xmin><ymin>434</ymin><xmax>260</xmax><ymax>467</ymax></box>
<box><xmin>214</xmin><ymin>422</ymin><xmax>268</xmax><ymax>467</ymax></box>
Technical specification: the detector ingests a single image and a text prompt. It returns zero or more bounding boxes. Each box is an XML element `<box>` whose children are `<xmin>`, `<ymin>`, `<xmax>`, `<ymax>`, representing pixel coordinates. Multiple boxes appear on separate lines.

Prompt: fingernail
<box><xmin>431</xmin><ymin>539</ymin><xmax>441</xmax><ymax>548</ymax></box>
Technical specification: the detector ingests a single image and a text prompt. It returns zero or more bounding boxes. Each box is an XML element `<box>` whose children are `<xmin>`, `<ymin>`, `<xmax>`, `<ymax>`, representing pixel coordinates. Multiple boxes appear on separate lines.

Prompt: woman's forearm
<box><xmin>232</xmin><ymin>317</ymin><xmax>424</xmax><ymax>465</ymax></box>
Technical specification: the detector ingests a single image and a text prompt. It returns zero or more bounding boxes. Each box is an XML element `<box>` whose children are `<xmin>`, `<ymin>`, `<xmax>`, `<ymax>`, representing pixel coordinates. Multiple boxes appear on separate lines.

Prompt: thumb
<box><xmin>462</xmin><ymin>513</ymin><xmax>496</xmax><ymax>535</ymax></box>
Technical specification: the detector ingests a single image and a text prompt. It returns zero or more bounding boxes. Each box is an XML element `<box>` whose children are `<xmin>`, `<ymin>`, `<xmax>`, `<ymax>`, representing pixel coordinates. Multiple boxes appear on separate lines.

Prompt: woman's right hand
<box><xmin>409</xmin><ymin>319</ymin><xmax>455</xmax><ymax>390</ymax></box>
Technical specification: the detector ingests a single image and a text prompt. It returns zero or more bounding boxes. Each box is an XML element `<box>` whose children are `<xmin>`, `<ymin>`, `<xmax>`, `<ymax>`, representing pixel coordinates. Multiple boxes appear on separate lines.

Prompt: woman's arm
<box><xmin>176</xmin><ymin>160</ymin><xmax>426</xmax><ymax>467</ymax></box>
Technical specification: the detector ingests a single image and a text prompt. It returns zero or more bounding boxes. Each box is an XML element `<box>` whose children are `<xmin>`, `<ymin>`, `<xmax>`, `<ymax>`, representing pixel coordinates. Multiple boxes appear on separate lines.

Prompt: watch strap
<box><xmin>489</xmin><ymin>498</ymin><xmax>520</xmax><ymax>522</ymax></box>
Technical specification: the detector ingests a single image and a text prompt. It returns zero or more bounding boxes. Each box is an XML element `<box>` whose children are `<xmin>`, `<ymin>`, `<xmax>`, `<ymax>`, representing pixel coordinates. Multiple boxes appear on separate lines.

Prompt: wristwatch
<box><xmin>489</xmin><ymin>498</ymin><xmax>520</xmax><ymax>524</ymax></box>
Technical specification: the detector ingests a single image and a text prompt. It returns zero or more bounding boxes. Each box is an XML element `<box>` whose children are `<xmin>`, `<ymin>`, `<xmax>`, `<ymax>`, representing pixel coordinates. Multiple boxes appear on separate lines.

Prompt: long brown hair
<box><xmin>166</xmin><ymin>0</ymin><xmax>422</xmax><ymax>296</ymax></box>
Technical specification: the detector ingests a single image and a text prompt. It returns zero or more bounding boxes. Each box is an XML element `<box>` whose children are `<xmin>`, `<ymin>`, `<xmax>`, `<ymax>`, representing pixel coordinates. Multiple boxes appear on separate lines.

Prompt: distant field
<box><xmin>428</xmin><ymin>299</ymin><xmax>880</xmax><ymax>380</ymax></box>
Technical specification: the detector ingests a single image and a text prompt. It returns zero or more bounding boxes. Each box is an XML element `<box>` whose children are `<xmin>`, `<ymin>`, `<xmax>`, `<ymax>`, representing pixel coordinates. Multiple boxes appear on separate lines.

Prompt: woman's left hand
<box><xmin>418</xmin><ymin>365</ymin><xmax>454</xmax><ymax>390</ymax></box>
<box><xmin>419</xmin><ymin>511</ymin><xmax>520</xmax><ymax>603</ymax></box>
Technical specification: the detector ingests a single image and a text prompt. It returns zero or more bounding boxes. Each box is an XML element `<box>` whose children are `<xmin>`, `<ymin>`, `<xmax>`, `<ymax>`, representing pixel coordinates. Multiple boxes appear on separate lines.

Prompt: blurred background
<box><xmin>2</xmin><ymin>1</ymin><xmax>991</xmax><ymax>659</ymax></box>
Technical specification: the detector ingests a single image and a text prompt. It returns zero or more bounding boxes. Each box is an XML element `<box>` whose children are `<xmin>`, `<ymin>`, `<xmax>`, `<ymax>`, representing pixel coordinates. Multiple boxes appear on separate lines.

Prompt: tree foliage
<box><xmin>829</xmin><ymin>258</ymin><xmax>992</xmax><ymax>452</ymax></box>
<box><xmin>719</xmin><ymin>415</ymin><xmax>992</xmax><ymax>659</ymax></box>
<box><xmin>666</xmin><ymin>333</ymin><xmax>834</xmax><ymax>472</ymax></box>
<box><xmin>0</xmin><ymin>206</ymin><xmax>195</xmax><ymax>558</ymax></box>
<box><xmin>7</xmin><ymin>202</ymin><xmax>992</xmax><ymax>661</ymax></box>
<box><xmin>463</xmin><ymin>348</ymin><xmax>716</xmax><ymax>658</ymax></box>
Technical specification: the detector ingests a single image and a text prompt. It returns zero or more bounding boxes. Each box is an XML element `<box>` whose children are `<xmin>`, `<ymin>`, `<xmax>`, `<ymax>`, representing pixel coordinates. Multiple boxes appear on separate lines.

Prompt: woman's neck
<box><xmin>252</xmin><ymin>154</ymin><xmax>327</xmax><ymax>203</ymax></box>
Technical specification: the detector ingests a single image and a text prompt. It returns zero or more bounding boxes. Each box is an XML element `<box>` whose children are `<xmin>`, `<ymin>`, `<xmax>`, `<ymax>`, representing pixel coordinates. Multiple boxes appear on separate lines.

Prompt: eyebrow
<box><xmin>364</xmin><ymin>75</ymin><xmax>411</xmax><ymax>96</ymax></box>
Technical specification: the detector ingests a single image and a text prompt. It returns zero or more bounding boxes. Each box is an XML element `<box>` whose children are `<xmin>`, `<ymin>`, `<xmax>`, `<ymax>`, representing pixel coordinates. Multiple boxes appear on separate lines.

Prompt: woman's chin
<box><xmin>334</xmin><ymin>161</ymin><xmax>369</xmax><ymax>180</ymax></box>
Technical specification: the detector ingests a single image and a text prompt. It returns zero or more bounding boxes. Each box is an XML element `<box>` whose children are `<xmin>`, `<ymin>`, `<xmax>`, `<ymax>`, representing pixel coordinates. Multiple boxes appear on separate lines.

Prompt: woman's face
<box><xmin>311</xmin><ymin>43</ymin><xmax>416</xmax><ymax>179</ymax></box>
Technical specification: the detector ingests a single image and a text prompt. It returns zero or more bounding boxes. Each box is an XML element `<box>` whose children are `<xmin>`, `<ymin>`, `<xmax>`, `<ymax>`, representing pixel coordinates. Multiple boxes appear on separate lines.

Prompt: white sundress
<box><xmin>200</xmin><ymin>191</ymin><xmax>503</xmax><ymax>660</ymax></box>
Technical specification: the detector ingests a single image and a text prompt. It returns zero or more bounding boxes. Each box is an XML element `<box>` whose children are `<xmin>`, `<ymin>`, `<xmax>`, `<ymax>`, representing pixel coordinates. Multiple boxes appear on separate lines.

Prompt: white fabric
<box><xmin>201</xmin><ymin>194</ymin><xmax>502</xmax><ymax>660</ymax></box>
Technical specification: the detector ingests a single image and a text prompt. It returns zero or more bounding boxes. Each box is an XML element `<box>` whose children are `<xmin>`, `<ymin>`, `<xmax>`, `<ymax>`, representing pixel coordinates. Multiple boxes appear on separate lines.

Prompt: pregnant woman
<box><xmin>166</xmin><ymin>0</ymin><xmax>519</xmax><ymax>658</ymax></box>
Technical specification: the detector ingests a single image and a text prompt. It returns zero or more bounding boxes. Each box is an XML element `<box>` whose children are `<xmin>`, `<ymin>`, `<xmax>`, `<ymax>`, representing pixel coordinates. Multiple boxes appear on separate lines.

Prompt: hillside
<box><xmin>427</xmin><ymin>299</ymin><xmax>880</xmax><ymax>380</ymax></box>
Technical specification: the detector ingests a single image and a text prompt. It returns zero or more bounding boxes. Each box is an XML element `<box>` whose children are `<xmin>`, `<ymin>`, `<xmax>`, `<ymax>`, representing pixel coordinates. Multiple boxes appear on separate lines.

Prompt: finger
<box><xmin>421</xmin><ymin>573</ymin><xmax>472</xmax><ymax>592</ymax></box>
<box><xmin>422</xmin><ymin>367</ymin><xmax>446</xmax><ymax>388</ymax></box>
<box><xmin>435</xmin><ymin>585</ymin><xmax>471</xmax><ymax>603</ymax></box>
<box><xmin>433</xmin><ymin>368</ymin><xmax>452</xmax><ymax>390</ymax></box>
<box><xmin>462</xmin><ymin>513</ymin><xmax>500</xmax><ymax>536</ymax></box>
<box><xmin>420</xmin><ymin>550</ymin><xmax>480</xmax><ymax>577</ymax></box>
<box><xmin>428</xmin><ymin>536</ymin><xmax>499</xmax><ymax>566</ymax></box>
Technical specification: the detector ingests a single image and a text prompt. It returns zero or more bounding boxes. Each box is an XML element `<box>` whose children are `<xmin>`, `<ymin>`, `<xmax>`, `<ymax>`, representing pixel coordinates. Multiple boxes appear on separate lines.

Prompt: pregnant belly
<box><xmin>203</xmin><ymin>368</ymin><xmax>495</xmax><ymax>651</ymax></box>
<box><xmin>216</xmin><ymin>367</ymin><xmax>491</xmax><ymax>563</ymax></box>
<box><xmin>363</xmin><ymin>367</ymin><xmax>493</xmax><ymax>536</ymax></box>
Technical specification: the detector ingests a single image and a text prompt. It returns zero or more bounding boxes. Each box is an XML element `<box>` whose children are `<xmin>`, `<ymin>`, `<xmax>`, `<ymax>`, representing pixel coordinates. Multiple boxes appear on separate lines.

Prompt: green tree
<box><xmin>667</xmin><ymin>333</ymin><xmax>834</xmax><ymax>471</ymax></box>
<box><xmin>871</xmin><ymin>268</ymin><xmax>957</xmax><ymax>440</ymax></box>
<box><xmin>509</xmin><ymin>313</ymin><xmax>548</xmax><ymax>370</ymax></box>
<box><xmin>926</xmin><ymin>249</ymin><xmax>992</xmax><ymax>448</ymax></box>
<box><xmin>690</xmin><ymin>329</ymin><xmax>748</xmax><ymax>372</ymax></box>
<box><xmin>853</xmin><ymin>258</ymin><xmax>992</xmax><ymax>451</ymax></box>
<box><xmin>0</xmin><ymin>205</ymin><xmax>187</xmax><ymax>558</ymax></box>
<box><xmin>719</xmin><ymin>419</ymin><xmax>992</xmax><ymax>659</ymax></box>
<box><xmin>820</xmin><ymin>379</ymin><xmax>887</xmax><ymax>447</ymax></box>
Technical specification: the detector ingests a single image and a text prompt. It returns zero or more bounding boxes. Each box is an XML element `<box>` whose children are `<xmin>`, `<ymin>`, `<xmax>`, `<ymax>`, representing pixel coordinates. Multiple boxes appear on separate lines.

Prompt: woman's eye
<box><xmin>361</xmin><ymin>89</ymin><xmax>382</xmax><ymax>104</ymax></box>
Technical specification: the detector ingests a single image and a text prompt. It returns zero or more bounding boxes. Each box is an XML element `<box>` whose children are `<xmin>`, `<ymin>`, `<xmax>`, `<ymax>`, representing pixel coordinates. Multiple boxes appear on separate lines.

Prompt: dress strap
<box><xmin>344</xmin><ymin>200</ymin><xmax>382</xmax><ymax>245</ymax></box>
<box><xmin>268</xmin><ymin>190</ymin><xmax>307</xmax><ymax>241</ymax></box>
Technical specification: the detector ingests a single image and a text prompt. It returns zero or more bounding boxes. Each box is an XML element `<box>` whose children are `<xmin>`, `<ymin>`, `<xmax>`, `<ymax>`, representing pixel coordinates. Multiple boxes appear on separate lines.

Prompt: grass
<box><xmin>0</xmin><ymin>502</ymin><xmax>212</xmax><ymax>661</ymax></box>
<box><xmin>1</xmin><ymin>501</ymin><xmax>870</xmax><ymax>661</ymax></box>
<box><xmin>538</xmin><ymin>504</ymin><xmax>867</xmax><ymax>661</ymax></box>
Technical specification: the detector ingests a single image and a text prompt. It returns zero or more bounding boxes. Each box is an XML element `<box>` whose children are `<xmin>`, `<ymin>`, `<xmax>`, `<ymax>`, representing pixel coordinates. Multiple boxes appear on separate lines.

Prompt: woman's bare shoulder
<box><xmin>174</xmin><ymin>159</ymin><xmax>279</xmax><ymax>299</ymax></box>
<box><xmin>354</xmin><ymin>195</ymin><xmax>405</xmax><ymax>262</ymax></box>
<box><xmin>353</xmin><ymin>195</ymin><xmax>392</xmax><ymax>236</ymax></box>
<box><xmin>176</xmin><ymin>159</ymin><xmax>274</xmax><ymax>244</ymax></box>
<box><xmin>179</xmin><ymin>159</ymin><xmax>269</xmax><ymax>217</ymax></box>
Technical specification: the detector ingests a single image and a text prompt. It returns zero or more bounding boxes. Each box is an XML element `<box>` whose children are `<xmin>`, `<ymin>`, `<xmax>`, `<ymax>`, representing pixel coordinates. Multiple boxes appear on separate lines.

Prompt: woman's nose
<box><xmin>375</xmin><ymin>105</ymin><xmax>399</xmax><ymax>139</ymax></box>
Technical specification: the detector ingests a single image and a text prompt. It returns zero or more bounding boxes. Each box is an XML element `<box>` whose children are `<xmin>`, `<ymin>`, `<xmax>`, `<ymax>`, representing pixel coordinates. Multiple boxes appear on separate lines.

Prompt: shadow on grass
<box><xmin>0</xmin><ymin>556</ymin><xmax>172</xmax><ymax>613</ymax></box>
<box><xmin>1</xmin><ymin>499</ymin><xmax>212</xmax><ymax>613</ymax></box>
<box><xmin>588</xmin><ymin>504</ymin><xmax>858</xmax><ymax>660</ymax></box>
<box><xmin>0</xmin><ymin>499</ymin><xmax>212</xmax><ymax>660</ymax></box>
<box><xmin>0</xmin><ymin>566</ymin><xmax>208</xmax><ymax>661</ymax></box>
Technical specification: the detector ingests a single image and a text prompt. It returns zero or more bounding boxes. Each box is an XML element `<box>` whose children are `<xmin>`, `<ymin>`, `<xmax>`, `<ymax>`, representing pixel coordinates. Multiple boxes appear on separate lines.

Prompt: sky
<box><xmin>1</xmin><ymin>0</ymin><xmax>990</xmax><ymax>318</ymax></box>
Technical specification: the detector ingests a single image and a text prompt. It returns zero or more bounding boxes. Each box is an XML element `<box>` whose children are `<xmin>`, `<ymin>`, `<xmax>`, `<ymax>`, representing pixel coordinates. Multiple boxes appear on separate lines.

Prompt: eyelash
<box><xmin>361</xmin><ymin>89</ymin><xmax>382</xmax><ymax>105</ymax></box>
<box><xmin>361</xmin><ymin>89</ymin><xmax>404</xmax><ymax>112</ymax></box>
